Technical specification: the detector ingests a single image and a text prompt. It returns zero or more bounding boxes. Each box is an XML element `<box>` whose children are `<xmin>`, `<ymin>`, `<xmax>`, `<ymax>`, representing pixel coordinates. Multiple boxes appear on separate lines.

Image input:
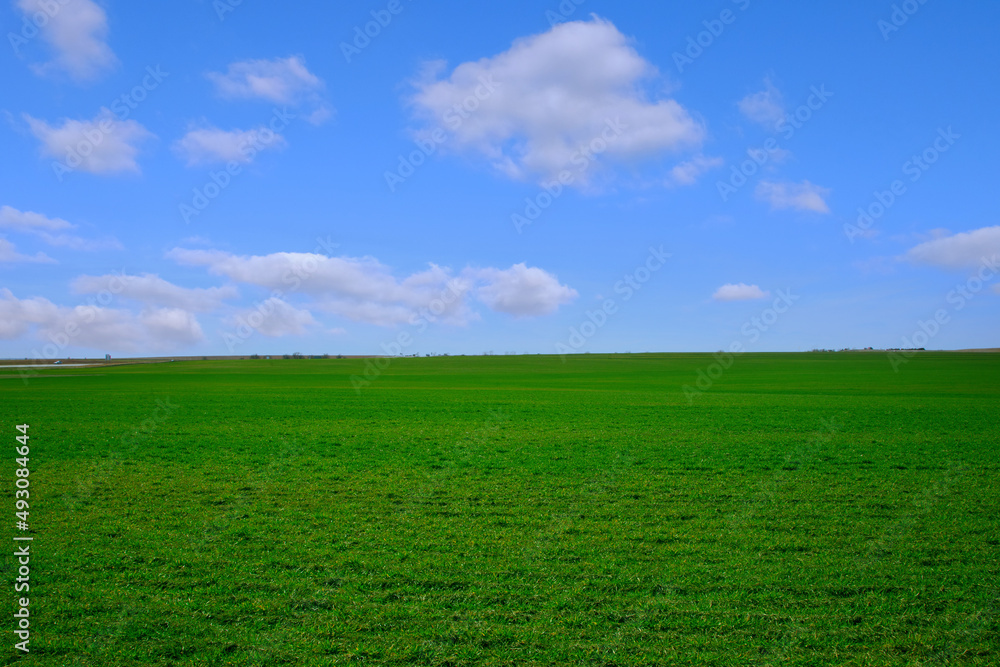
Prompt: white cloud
<box><xmin>180</xmin><ymin>236</ymin><xmax>214</xmax><ymax>246</ymax></box>
<box><xmin>738</xmin><ymin>78</ymin><xmax>785</xmax><ymax>130</ymax></box>
<box><xmin>303</xmin><ymin>106</ymin><xmax>334</xmax><ymax>126</ymax></box>
<box><xmin>0</xmin><ymin>206</ymin><xmax>121</xmax><ymax>251</ymax></box>
<box><xmin>747</xmin><ymin>145</ymin><xmax>792</xmax><ymax>165</ymax></box>
<box><xmin>0</xmin><ymin>289</ymin><xmax>58</xmax><ymax>338</ymax></box>
<box><xmin>474</xmin><ymin>264</ymin><xmax>578</xmax><ymax>317</ymax></box>
<box><xmin>138</xmin><ymin>308</ymin><xmax>204</xmax><ymax>346</ymax></box>
<box><xmin>24</xmin><ymin>111</ymin><xmax>153</xmax><ymax>174</ymax></box>
<box><xmin>0</xmin><ymin>206</ymin><xmax>72</xmax><ymax>232</ymax></box>
<box><xmin>756</xmin><ymin>180</ymin><xmax>831</xmax><ymax>214</ymax></box>
<box><xmin>71</xmin><ymin>273</ymin><xmax>238</xmax><ymax>312</ymax></box>
<box><xmin>409</xmin><ymin>17</ymin><xmax>704</xmax><ymax>185</ymax></box>
<box><xmin>905</xmin><ymin>226</ymin><xmax>1000</xmax><ymax>270</ymax></box>
<box><xmin>16</xmin><ymin>0</ymin><xmax>117</xmax><ymax>82</ymax></box>
<box><xmin>0</xmin><ymin>289</ymin><xmax>203</xmax><ymax>352</ymax></box>
<box><xmin>168</xmin><ymin>248</ymin><xmax>476</xmax><ymax>326</ymax></box>
<box><xmin>207</xmin><ymin>56</ymin><xmax>322</xmax><ymax>103</ymax></box>
<box><xmin>713</xmin><ymin>283</ymin><xmax>770</xmax><ymax>302</ymax></box>
<box><xmin>668</xmin><ymin>155</ymin><xmax>724</xmax><ymax>186</ymax></box>
<box><xmin>0</xmin><ymin>239</ymin><xmax>54</xmax><ymax>264</ymax></box>
<box><xmin>167</xmin><ymin>248</ymin><xmax>576</xmax><ymax>326</ymax></box>
<box><xmin>233</xmin><ymin>298</ymin><xmax>318</xmax><ymax>338</ymax></box>
<box><xmin>36</xmin><ymin>233</ymin><xmax>121</xmax><ymax>251</ymax></box>
<box><xmin>173</xmin><ymin>126</ymin><xmax>287</xmax><ymax>165</ymax></box>
<box><xmin>206</xmin><ymin>56</ymin><xmax>331</xmax><ymax>124</ymax></box>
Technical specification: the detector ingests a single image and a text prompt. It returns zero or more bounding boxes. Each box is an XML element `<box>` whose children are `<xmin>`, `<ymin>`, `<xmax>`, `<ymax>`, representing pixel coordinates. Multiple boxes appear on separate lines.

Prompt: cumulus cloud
<box><xmin>755</xmin><ymin>180</ymin><xmax>831</xmax><ymax>214</ymax></box>
<box><xmin>167</xmin><ymin>248</ymin><xmax>576</xmax><ymax>326</ymax></box>
<box><xmin>0</xmin><ymin>289</ymin><xmax>58</xmax><ymax>339</ymax></box>
<box><xmin>233</xmin><ymin>298</ymin><xmax>318</xmax><ymax>338</ymax></box>
<box><xmin>408</xmin><ymin>17</ymin><xmax>704</xmax><ymax>185</ymax></box>
<box><xmin>738</xmin><ymin>78</ymin><xmax>785</xmax><ymax>130</ymax></box>
<box><xmin>905</xmin><ymin>226</ymin><xmax>1000</xmax><ymax>270</ymax></box>
<box><xmin>0</xmin><ymin>289</ymin><xmax>203</xmax><ymax>352</ymax></box>
<box><xmin>474</xmin><ymin>264</ymin><xmax>578</xmax><ymax>317</ymax></box>
<box><xmin>167</xmin><ymin>248</ymin><xmax>475</xmax><ymax>326</ymax></box>
<box><xmin>173</xmin><ymin>126</ymin><xmax>287</xmax><ymax>165</ymax></box>
<box><xmin>206</xmin><ymin>56</ymin><xmax>331</xmax><ymax>124</ymax></box>
<box><xmin>713</xmin><ymin>283</ymin><xmax>770</xmax><ymax>302</ymax></box>
<box><xmin>0</xmin><ymin>239</ymin><xmax>54</xmax><ymax>264</ymax></box>
<box><xmin>15</xmin><ymin>0</ymin><xmax>117</xmax><ymax>82</ymax></box>
<box><xmin>71</xmin><ymin>273</ymin><xmax>238</xmax><ymax>312</ymax></box>
<box><xmin>668</xmin><ymin>154</ymin><xmax>724</xmax><ymax>186</ymax></box>
<box><xmin>24</xmin><ymin>111</ymin><xmax>153</xmax><ymax>174</ymax></box>
<box><xmin>0</xmin><ymin>206</ymin><xmax>121</xmax><ymax>250</ymax></box>
<box><xmin>138</xmin><ymin>308</ymin><xmax>204</xmax><ymax>346</ymax></box>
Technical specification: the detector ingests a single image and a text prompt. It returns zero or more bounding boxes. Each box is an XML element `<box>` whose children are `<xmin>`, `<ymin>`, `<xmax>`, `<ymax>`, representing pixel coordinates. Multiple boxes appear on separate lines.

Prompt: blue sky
<box><xmin>1</xmin><ymin>0</ymin><xmax>999</xmax><ymax>358</ymax></box>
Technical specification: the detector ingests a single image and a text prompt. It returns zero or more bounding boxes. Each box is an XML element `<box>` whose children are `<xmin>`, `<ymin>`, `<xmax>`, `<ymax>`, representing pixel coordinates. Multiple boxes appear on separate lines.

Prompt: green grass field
<box><xmin>1</xmin><ymin>352</ymin><xmax>997</xmax><ymax>665</ymax></box>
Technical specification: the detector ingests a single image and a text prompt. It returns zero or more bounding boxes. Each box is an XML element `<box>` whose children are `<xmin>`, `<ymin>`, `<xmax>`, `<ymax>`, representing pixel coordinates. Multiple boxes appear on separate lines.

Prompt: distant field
<box><xmin>1</xmin><ymin>353</ymin><xmax>997</xmax><ymax>666</ymax></box>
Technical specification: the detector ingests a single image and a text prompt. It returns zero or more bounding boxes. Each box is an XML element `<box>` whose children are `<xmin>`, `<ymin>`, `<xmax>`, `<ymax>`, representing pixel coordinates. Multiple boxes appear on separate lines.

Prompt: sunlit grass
<box><xmin>1</xmin><ymin>352</ymin><xmax>997</xmax><ymax>665</ymax></box>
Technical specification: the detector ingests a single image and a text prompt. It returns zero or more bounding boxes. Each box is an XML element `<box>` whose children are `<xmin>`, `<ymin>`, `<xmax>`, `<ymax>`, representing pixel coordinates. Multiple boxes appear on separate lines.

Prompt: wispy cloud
<box><xmin>15</xmin><ymin>0</ymin><xmax>117</xmax><ymax>82</ymax></box>
<box><xmin>713</xmin><ymin>283</ymin><xmax>769</xmax><ymax>301</ymax></box>
<box><xmin>173</xmin><ymin>126</ymin><xmax>287</xmax><ymax>165</ymax></box>
<box><xmin>206</xmin><ymin>56</ymin><xmax>332</xmax><ymax>124</ymax></box>
<box><xmin>738</xmin><ymin>78</ymin><xmax>785</xmax><ymax>130</ymax></box>
<box><xmin>756</xmin><ymin>180</ymin><xmax>831</xmax><ymax>214</ymax></box>
<box><xmin>0</xmin><ymin>206</ymin><xmax>72</xmax><ymax>232</ymax></box>
<box><xmin>668</xmin><ymin>155</ymin><xmax>724</xmax><ymax>186</ymax></box>
<box><xmin>0</xmin><ymin>206</ymin><xmax>121</xmax><ymax>251</ymax></box>
<box><xmin>0</xmin><ymin>239</ymin><xmax>55</xmax><ymax>264</ymax></box>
